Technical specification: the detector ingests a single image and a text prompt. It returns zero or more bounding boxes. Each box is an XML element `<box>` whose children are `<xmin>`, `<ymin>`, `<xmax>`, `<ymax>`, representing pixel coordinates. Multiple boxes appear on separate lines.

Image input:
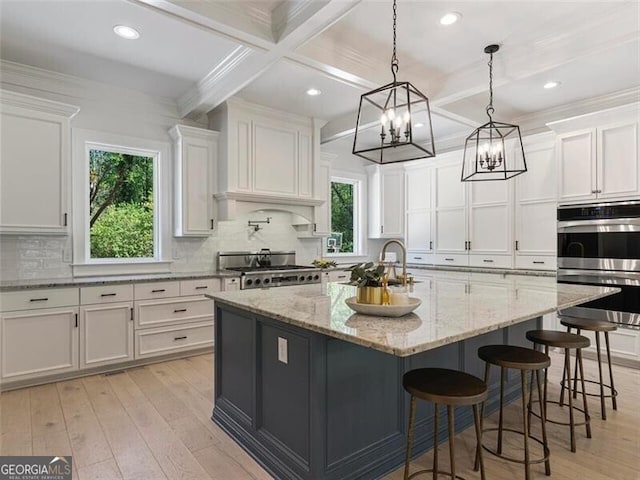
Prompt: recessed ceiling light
<box><xmin>440</xmin><ymin>12</ymin><xmax>462</xmax><ymax>26</ymax></box>
<box><xmin>543</xmin><ymin>81</ymin><xmax>561</xmax><ymax>89</ymax></box>
<box><xmin>414</xmin><ymin>123</ymin><xmax>425</xmax><ymax>128</ymax></box>
<box><xmin>113</xmin><ymin>25</ymin><xmax>140</xmax><ymax>40</ymax></box>
<box><xmin>306</xmin><ymin>88</ymin><xmax>321</xmax><ymax>96</ymax></box>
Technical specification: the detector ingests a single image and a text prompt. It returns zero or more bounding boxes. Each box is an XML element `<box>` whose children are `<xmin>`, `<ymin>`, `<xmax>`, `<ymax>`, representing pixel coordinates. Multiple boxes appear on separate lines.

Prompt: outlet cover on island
<box><xmin>278</xmin><ymin>337</ymin><xmax>288</xmax><ymax>364</ymax></box>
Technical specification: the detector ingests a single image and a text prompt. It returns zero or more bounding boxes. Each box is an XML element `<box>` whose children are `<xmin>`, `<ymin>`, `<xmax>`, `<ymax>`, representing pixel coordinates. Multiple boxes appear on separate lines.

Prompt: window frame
<box><xmin>326</xmin><ymin>171</ymin><xmax>366</xmax><ymax>258</ymax></box>
<box><xmin>72</xmin><ymin>129</ymin><xmax>171</xmax><ymax>276</ymax></box>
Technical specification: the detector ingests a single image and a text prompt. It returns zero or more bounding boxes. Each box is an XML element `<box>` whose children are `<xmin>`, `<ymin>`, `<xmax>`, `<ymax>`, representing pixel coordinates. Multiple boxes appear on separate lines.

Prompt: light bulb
<box><xmin>387</xmin><ymin>109</ymin><xmax>395</xmax><ymax>120</ymax></box>
<box><xmin>380</xmin><ymin>114</ymin><xmax>387</xmax><ymax>126</ymax></box>
<box><xmin>403</xmin><ymin>111</ymin><xmax>410</xmax><ymax>123</ymax></box>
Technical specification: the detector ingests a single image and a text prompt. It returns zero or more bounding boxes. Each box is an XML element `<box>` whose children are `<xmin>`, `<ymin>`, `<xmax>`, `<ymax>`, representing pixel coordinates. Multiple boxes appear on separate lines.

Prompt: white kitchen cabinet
<box><xmin>1</xmin><ymin>307</ymin><xmax>79</xmax><ymax>382</ymax></box>
<box><xmin>170</xmin><ymin>125</ymin><xmax>219</xmax><ymax>236</ymax></box>
<box><xmin>405</xmin><ymin>164</ymin><xmax>434</xmax><ymax>263</ymax></box>
<box><xmin>515</xmin><ymin>137</ymin><xmax>557</xmax><ymax>270</ymax></box>
<box><xmin>433</xmin><ymin>154</ymin><xmax>513</xmax><ymax>267</ymax></box>
<box><xmin>209</xmin><ymin>99</ymin><xmax>322</xmax><ymax>220</ymax></box>
<box><xmin>223</xmin><ymin>277</ymin><xmax>240</xmax><ymax>291</ymax></box>
<box><xmin>552</xmin><ymin>106</ymin><xmax>639</xmax><ymax>204</ymax></box>
<box><xmin>312</xmin><ymin>156</ymin><xmax>332</xmax><ymax>236</ymax></box>
<box><xmin>80</xmin><ymin>302</ymin><xmax>133</xmax><ymax>369</ymax></box>
<box><xmin>0</xmin><ymin>89</ymin><xmax>79</xmax><ymax>234</ymax></box>
<box><xmin>367</xmin><ymin>164</ymin><xmax>405</xmax><ymax>238</ymax></box>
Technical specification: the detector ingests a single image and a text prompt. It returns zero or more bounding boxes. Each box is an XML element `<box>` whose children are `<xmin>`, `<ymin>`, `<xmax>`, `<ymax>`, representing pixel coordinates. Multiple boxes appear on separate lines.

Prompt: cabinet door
<box><xmin>435</xmin><ymin>162</ymin><xmax>466</xmax><ymax>254</ymax></box>
<box><xmin>468</xmin><ymin>180</ymin><xmax>512</xmax><ymax>255</ymax></box>
<box><xmin>380</xmin><ymin>168</ymin><xmax>404</xmax><ymax>236</ymax></box>
<box><xmin>0</xmin><ymin>96</ymin><xmax>77</xmax><ymax>234</ymax></box>
<box><xmin>597</xmin><ymin>122</ymin><xmax>639</xmax><ymax>200</ymax></box>
<box><xmin>80</xmin><ymin>302</ymin><xmax>133</xmax><ymax>368</ymax></box>
<box><xmin>557</xmin><ymin>130</ymin><xmax>597</xmax><ymax>203</ymax></box>
<box><xmin>171</xmin><ymin>125</ymin><xmax>218</xmax><ymax>237</ymax></box>
<box><xmin>405</xmin><ymin>166</ymin><xmax>432</xmax><ymax>211</ymax></box>
<box><xmin>1</xmin><ymin>307</ymin><xmax>78</xmax><ymax>381</ymax></box>
<box><xmin>406</xmin><ymin>211</ymin><xmax>432</xmax><ymax>252</ymax></box>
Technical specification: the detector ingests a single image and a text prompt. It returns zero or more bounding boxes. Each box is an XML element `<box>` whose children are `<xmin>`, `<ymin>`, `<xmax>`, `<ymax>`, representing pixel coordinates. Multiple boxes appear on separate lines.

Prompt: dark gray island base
<box><xmin>213</xmin><ymin>302</ymin><xmax>539</xmax><ymax>480</ymax></box>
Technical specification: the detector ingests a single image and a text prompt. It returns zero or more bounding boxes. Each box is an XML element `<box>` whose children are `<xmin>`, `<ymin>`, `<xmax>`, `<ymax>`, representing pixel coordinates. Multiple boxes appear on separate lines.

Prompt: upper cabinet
<box><xmin>367</xmin><ymin>164</ymin><xmax>404</xmax><ymax>238</ymax></box>
<box><xmin>209</xmin><ymin>99</ymin><xmax>322</xmax><ymax>219</ymax></box>
<box><xmin>169</xmin><ymin>125</ymin><xmax>219</xmax><ymax>237</ymax></box>
<box><xmin>550</xmin><ymin>104</ymin><xmax>640</xmax><ymax>204</ymax></box>
<box><xmin>404</xmin><ymin>164</ymin><xmax>434</xmax><ymax>264</ymax></box>
<box><xmin>0</xmin><ymin>90</ymin><xmax>79</xmax><ymax>234</ymax></box>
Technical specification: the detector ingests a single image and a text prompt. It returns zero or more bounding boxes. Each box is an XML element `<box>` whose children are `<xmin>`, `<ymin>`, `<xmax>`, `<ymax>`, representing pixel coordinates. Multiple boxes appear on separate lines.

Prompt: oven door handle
<box><xmin>558</xmin><ymin>218</ymin><xmax>640</xmax><ymax>232</ymax></box>
<box><xmin>558</xmin><ymin>269</ymin><xmax>640</xmax><ymax>286</ymax></box>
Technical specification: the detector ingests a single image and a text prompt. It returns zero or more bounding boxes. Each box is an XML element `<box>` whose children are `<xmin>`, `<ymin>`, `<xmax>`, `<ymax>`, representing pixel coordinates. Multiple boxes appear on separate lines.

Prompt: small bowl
<box><xmin>344</xmin><ymin>297</ymin><xmax>422</xmax><ymax>317</ymax></box>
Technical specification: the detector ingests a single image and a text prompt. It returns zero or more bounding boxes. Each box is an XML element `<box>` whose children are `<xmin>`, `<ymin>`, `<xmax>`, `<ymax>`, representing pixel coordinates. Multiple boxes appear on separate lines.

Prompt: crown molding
<box><xmin>0</xmin><ymin>88</ymin><xmax>80</xmax><ymax>118</ymax></box>
<box><xmin>168</xmin><ymin>124</ymin><xmax>220</xmax><ymax>142</ymax></box>
<box><xmin>272</xmin><ymin>0</ymin><xmax>316</xmax><ymax>41</ymax></box>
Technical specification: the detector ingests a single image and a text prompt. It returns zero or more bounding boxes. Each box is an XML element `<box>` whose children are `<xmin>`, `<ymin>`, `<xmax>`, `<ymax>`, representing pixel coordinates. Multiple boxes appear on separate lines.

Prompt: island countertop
<box><xmin>210</xmin><ymin>270</ymin><xmax>619</xmax><ymax>357</ymax></box>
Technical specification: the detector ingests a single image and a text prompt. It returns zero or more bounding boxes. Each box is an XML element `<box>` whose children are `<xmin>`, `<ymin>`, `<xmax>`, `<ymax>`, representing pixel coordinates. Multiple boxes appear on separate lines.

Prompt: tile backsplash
<box><xmin>0</xmin><ymin>211</ymin><xmax>323</xmax><ymax>280</ymax></box>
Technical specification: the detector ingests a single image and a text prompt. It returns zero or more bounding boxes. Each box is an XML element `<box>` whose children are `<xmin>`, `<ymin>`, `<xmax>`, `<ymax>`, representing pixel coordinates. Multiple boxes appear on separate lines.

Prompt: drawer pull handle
<box><xmin>101</xmin><ymin>293</ymin><xmax>117</xmax><ymax>297</ymax></box>
<box><xmin>445</xmin><ymin>258</ymin><xmax>454</xmax><ymax>261</ymax></box>
<box><xmin>533</xmin><ymin>261</ymin><xmax>546</xmax><ymax>264</ymax></box>
<box><xmin>174</xmin><ymin>336</ymin><xmax>187</xmax><ymax>341</ymax></box>
<box><xmin>414</xmin><ymin>257</ymin><xmax>423</xmax><ymax>260</ymax></box>
<box><xmin>174</xmin><ymin>308</ymin><xmax>187</xmax><ymax>313</ymax></box>
<box><xmin>195</xmin><ymin>286</ymin><xmax>208</xmax><ymax>290</ymax></box>
<box><xmin>151</xmin><ymin>289</ymin><xmax>166</xmax><ymax>293</ymax></box>
<box><xmin>29</xmin><ymin>297</ymin><xmax>49</xmax><ymax>302</ymax></box>
<box><xmin>337</xmin><ymin>275</ymin><xmax>347</xmax><ymax>279</ymax></box>
<box><xmin>483</xmin><ymin>259</ymin><xmax>494</xmax><ymax>263</ymax></box>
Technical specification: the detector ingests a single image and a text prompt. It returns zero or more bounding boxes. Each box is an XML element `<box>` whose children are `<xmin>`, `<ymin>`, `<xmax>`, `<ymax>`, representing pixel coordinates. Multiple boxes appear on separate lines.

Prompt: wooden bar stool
<box><xmin>477</xmin><ymin>345</ymin><xmax>551</xmax><ymax>480</ymax></box>
<box><xmin>525</xmin><ymin>330</ymin><xmax>591</xmax><ymax>453</ymax></box>
<box><xmin>403</xmin><ymin>368</ymin><xmax>488</xmax><ymax>480</ymax></box>
<box><xmin>559</xmin><ymin>316</ymin><xmax>618</xmax><ymax>419</ymax></box>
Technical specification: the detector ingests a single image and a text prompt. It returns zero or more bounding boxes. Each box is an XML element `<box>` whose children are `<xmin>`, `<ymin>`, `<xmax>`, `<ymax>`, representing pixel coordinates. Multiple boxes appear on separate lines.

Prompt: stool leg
<box><xmin>577</xmin><ymin>348</ymin><xmax>592</xmax><ymax>439</ymax></box>
<box><xmin>433</xmin><ymin>403</ymin><xmax>439</xmax><ymax>480</ymax></box>
<box><xmin>404</xmin><ymin>395</ymin><xmax>417</xmax><ymax>480</ymax></box>
<box><xmin>572</xmin><ymin>328</ymin><xmax>581</xmax><ymax>399</ymax></box>
<box><xmin>447</xmin><ymin>405</ymin><xmax>456</xmax><ymax>480</ymax></box>
<box><xmin>472</xmin><ymin>403</ymin><xmax>486</xmax><ymax>480</ymax></box>
<box><xmin>564</xmin><ymin>348</ymin><xmax>576</xmax><ymax>452</ymax></box>
<box><xmin>543</xmin><ymin>345</ymin><xmax>549</xmax><ymax>408</ymax></box>
<box><xmin>560</xmin><ymin>326</ymin><xmax>570</xmax><ymax>405</ymax></box>
<box><xmin>521</xmin><ymin>370</ymin><xmax>531</xmax><ymax>480</ymax></box>
<box><xmin>498</xmin><ymin>367</ymin><xmax>505</xmax><ymax>455</ymax></box>
<box><xmin>595</xmin><ymin>331</ymin><xmax>606</xmax><ymax>420</ymax></box>
<box><xmin>475</xmin><ymin>362</ymin><xmax>490</xmax><ymax>471</ymax></box>
<box><xmin>527</xmin><ymin>366</ymin><xmax>535</xmax><ymax>432</ymax></box>
<box><xmin>605</xmin><ymin>332</ymin><xmax>618</xmax><ymax>411</ymax></box>
<box><xmin>536</xmin><ymin>368</ymin><xmax>551</xmax><ymax>476</ymax></box>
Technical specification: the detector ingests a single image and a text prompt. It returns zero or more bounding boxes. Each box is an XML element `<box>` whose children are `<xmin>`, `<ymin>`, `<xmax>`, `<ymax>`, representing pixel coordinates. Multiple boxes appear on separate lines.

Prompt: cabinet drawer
<box><xmin>407</xmin><ymin>252</ymin><xmax>432</xmax><ymax>265</ymax></box>
<box><xmin>136</xmin><ymin>297</ymin><xmax>213</xmax><ymax>329</ymax></box>
<box><xmin>81</xmin><ymin>284</ymin><xmax>133</xmax><ymax>305</ymax></box>
<box><xmin>328</xmin><ymin>270</ymin><xmax>350</xmax><ymax>282</ymax></box>
<box><xmin>134</xmin><ymin>281</ymin><xmax>180</xmax><ymax>300</ymax></box>
<box><xmin>515</xmin><ymin>256</ymin><xmax>557</xmax><ymax>271</ymax></box>
<box><xmin>1</xmin><ymin>288</ymin><xmax>78</xmax><ymax>312</ymax></box>
<box><xmin>434</xmin><ymin>254</ymin><xmax>469</xmax><ymax>267</ymax></box>
<box><xmin>180</xmin><ymin>278</ymin><xmax>221</xmax><ymax>296</ymax></box>
<box><xmin>135</xmin><ymin>321</ymin><xmax>213</xmax><ymax>359</ymax></box>
<box><xmin>469</xmin><ymin>255</ymin><xmax>513</xmax><ymax>269</ymax></box>
<box><xmin>223</xmin><ymin>277</ymin><xmax>240</xmax><ymax>291</ymax></box>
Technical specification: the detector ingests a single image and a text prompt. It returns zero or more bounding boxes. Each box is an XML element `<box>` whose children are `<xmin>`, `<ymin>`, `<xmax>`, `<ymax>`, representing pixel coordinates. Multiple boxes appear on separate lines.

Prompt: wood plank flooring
<box><xmin>1</xmin><ymin>352</ymin><xmax>638</xmax><ymax>480</ymax></box>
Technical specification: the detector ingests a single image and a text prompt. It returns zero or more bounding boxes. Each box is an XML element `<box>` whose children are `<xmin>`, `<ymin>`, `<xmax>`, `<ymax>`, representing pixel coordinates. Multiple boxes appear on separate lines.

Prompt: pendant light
<box><xmin>352</xmin><ymin>0</ymin><xmax>435</xmax><ymax>164</ymax></box>
<box><xmin>461</xmin><ymin>45</ymin><xmax>527</xmax><ymax>181</ymax></box>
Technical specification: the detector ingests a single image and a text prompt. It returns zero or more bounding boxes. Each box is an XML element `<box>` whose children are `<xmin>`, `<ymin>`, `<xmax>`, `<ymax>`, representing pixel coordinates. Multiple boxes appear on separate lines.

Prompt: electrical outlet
<box><xmin>278</xmin><ymin>337</ymin><xmax>288</xmax><ymax>364</ymax></box>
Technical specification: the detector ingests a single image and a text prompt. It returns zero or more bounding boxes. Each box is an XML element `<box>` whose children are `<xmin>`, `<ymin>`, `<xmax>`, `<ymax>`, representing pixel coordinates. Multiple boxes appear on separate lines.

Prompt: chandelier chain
<box><xmin>391</xmin><ymin>0</ymin><xmax>398</xmax><ymax>81</ymax></box>
<box><xmin>486</xmin><ymin>51</ymin><xmax>495</xmax><ymax>119</ymax></box>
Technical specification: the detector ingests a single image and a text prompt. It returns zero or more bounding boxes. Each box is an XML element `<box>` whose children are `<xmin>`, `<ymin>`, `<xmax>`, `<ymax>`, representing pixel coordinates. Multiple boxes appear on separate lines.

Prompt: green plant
<box><xmin>347</xmin><ymin>262</ymin><xmax>385</xmax><ymax>287</ymax></box>
<box><xmin>90</xmin><ymin>202</ymin><xmax>153</xmax><ymax>258</ymax></box>
<box><xmin>312</xmin><ymin>259</ymin><xmax>338</xmax><ymax>268</ymax></box>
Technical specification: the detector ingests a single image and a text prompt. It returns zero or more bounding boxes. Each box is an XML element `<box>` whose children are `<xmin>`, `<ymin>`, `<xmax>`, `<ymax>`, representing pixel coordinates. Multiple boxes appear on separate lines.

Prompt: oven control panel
<box><xmin>241</xmin><ymin>271</ymin><xmax>321</xmax><ymax>289</ymax></box>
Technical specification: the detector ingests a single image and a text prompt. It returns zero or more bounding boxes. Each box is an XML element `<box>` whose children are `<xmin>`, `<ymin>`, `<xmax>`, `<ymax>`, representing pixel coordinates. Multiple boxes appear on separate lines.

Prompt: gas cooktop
<box><xmin>225</xmin><ymin>265</ymin><xmax>314</xmax><ymax>273</ymax></box>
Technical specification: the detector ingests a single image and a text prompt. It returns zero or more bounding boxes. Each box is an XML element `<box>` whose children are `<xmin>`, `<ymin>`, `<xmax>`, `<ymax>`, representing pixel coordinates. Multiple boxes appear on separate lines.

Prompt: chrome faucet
<box><xmin>381</xmin><ymin>239</ymin><xmax>407</xmax><ymax>287</ymax></box>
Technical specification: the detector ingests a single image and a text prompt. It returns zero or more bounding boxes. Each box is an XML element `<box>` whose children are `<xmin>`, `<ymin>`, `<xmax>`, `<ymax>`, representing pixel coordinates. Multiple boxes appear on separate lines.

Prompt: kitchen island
<box><xmin>210</xmin><ymin>271</ymin><xmax>618</xmax><ymax>480</ymax></box>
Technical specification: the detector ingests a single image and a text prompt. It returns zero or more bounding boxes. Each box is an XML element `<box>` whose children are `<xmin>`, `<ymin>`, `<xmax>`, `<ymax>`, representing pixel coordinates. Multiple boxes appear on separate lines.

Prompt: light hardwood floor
<box><xmin>1</xmin><ymin>352</ymin><xmax>638</xmax><ymax>480</ymax></box>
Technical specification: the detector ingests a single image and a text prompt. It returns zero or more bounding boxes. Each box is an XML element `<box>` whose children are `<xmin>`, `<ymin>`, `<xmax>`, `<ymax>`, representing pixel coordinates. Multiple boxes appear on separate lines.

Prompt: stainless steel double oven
<box><xmin>557</xmin><ymin>201</ymin><xmax>640</xmax><ymax>329</ymax></box>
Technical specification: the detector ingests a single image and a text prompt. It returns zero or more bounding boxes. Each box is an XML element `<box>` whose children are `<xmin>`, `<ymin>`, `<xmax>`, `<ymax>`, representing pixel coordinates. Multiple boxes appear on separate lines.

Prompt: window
<box><xmin>327</xmin><ymin>175</ymin><xmax>362</xmax><ymax>255</ymax></box>
<box><xmin>72</xmin><ymin>129</ymin><xmax>171</xmax><ymax>276</ymax></box>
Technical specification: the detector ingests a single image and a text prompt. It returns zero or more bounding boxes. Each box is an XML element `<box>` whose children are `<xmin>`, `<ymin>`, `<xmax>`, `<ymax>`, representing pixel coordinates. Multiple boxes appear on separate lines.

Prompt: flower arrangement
<box><xmin>312</xmin><ymin>258</ymin><xmax>338</xmax><ymax>268</ymax></box>
<box><xmin>347</xmin><ymin>262</ymin><xmax>386</xmax><ymax>287</ymax></box>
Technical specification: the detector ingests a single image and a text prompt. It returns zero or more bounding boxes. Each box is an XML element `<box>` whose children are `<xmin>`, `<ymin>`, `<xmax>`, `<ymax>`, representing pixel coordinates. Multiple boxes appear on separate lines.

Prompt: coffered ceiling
<box><xmin>1</xmin><ymin>0</ymin><xmax>638</xmax><ymax>151</ymax></box>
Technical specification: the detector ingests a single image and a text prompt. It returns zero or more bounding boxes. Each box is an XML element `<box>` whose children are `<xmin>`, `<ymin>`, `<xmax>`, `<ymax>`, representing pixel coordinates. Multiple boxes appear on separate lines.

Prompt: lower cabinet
<box><xmin>135</xmin><ymin>321</ymin><xmax>213</xmax><ymax>359</ymax></box>
<box><xmin>1</xmin><ymin>307</ymin><xmax>79</xmax><ymax>382</ymax></box>
<box><xmin>80</xmin><ymin>302</ymin><xmax>134</xmax><ymax>369</ymax></box>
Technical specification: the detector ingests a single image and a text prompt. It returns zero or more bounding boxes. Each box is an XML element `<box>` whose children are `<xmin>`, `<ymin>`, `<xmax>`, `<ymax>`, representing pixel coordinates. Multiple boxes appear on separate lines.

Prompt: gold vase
<box><xmin>356</xmin><ymin>286</ymin><xmax>385</xmax><ymax>305</ymax></box>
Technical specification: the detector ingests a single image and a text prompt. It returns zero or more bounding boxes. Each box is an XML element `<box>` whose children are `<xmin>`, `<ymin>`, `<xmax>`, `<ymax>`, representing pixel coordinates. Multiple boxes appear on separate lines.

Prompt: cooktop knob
<box><xmin>255</xmin><ymin>278</ymin><xmax>261</xmax><ymax>285</ymax></box>
<box><xmin>264</xmin><ymin>278</ymin><xmax>271</xmax><ymax>285</ymax></box>
<box><xmin>246</xmin><ymin>279</ymin><xmax>253</xmax><ymax>286</ymax></box>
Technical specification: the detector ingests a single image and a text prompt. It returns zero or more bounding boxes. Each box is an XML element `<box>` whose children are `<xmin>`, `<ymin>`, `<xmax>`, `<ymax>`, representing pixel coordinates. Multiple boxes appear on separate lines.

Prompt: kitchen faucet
<box><xmin>380</xmin><ymin>239</ymin><xmax>407</xmax><ymax>287</ymax></box>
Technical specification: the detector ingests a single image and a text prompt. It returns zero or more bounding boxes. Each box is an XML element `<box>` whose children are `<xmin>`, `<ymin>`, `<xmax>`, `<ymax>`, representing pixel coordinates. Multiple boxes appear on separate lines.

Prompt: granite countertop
<box><xmin>210</xmin><ymin>270</ymin><xmax>619</xmax><ymax>357</ymax></box>
<box><xmin>0</xmin><ymin>270</ymin><xmax>240</xmax><ymax>291</ymax></box>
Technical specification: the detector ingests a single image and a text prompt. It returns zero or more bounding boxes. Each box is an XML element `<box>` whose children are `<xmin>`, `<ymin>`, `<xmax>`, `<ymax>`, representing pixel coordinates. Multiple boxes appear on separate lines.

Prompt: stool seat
<box><xmin>403</xmin><ymin>368</ymin><xmax>488</xmax><ymax>406</ymax></box>
<box><xmin>478</xmin><ymin>345</ymin><xmax>550</xmax><ymax>370</ymax></box>
<box><xmin>526</xmin><ymin>329</ymin><xmax>590</xmax><ymax>349</ymax></box>
<box><xmin>559</xmin><ymin>316</ymin><xmax>617</xmax><ymax>332</ymax></box>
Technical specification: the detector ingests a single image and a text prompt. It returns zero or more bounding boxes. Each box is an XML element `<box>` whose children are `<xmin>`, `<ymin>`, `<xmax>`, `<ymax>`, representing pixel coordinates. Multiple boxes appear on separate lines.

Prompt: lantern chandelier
<box><xmin>461</xmin><ymin>44</ymin><xmax>527</xmax><ymax>181</ymax></box>
<box><xmin>352</xmin><ymin>0</ymin><xmax>435</xmax><ymax>164</ymax></box>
